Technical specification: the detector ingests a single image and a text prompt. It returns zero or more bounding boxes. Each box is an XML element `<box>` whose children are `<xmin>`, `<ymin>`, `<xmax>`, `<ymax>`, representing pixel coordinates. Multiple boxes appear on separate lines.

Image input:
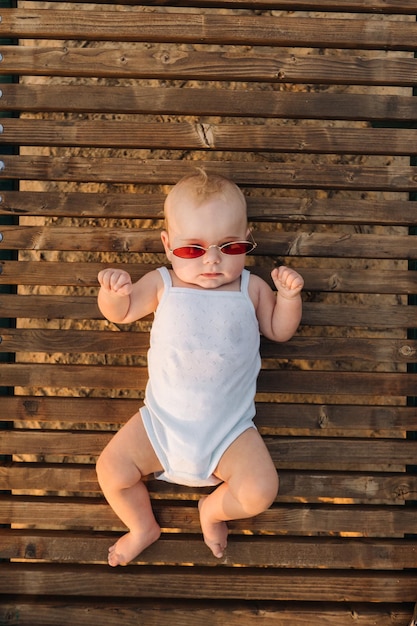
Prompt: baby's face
<box><xmin>161</xmin><ymin>192</ymin><xmax>250</xmax><ymax>290</ymax></box>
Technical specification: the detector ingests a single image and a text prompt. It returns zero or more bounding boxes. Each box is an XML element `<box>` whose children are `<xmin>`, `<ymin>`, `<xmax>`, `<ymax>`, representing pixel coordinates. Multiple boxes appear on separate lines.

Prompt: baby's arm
<box><xmin>97</xmin><ymin>268</ymin><xmax>162</xmax><ymax>324</ymax></box>
<box><xmin>251</xmin><ymin>265</ymin><xmax>304</xmax><ymax>342</ymax></box>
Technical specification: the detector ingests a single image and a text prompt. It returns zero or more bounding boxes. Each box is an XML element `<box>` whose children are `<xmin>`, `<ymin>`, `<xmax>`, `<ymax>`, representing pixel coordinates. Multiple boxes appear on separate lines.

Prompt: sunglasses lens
<box><xmin>221</xmin><ymin>242</ymin><xmax>254</xmax><ymax>255</ymax></box>
<box><xmin>172</xmin><ymin>246</ymin><xmax>205</xmax><ymax>259</ymax></box>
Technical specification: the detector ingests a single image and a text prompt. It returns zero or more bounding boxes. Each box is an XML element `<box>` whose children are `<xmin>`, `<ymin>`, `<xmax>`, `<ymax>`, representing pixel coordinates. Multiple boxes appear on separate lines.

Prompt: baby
<box><xmin>96</xmin><ymin>169</ymin><xmax>304</xmax><ymax>566</ymax></box>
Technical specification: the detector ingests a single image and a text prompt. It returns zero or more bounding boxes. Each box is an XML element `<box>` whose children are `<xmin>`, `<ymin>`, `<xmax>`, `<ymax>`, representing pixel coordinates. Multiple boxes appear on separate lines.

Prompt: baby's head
<box><xmin>161</xmin><ymin>169</ymin><xmax>252</xmax><ymax>289</ymax></box>
<box><xmin>164</xmin><ymin>168</ymin><xmax>247</xmax><ymax>231</ymax></box>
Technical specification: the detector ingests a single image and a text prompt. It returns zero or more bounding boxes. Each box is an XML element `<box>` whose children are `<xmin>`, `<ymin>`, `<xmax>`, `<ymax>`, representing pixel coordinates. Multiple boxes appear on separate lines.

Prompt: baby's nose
<box><xmin>204</xmin><ymin>245</ymin><xmax>222</xmax><ymax>262</ymax></box>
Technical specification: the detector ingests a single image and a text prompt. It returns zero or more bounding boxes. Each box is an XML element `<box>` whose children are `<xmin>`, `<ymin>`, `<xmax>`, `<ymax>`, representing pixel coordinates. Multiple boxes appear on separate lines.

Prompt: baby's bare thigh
<box><xmin>214</xmin><ymin>427</ymin><xmax>276</xmax><ymax>485</ymax></box>
<box><xmin>107</xmin><ymin>411</ymin><xmax>163</xmax><ymax>477</ymax></box>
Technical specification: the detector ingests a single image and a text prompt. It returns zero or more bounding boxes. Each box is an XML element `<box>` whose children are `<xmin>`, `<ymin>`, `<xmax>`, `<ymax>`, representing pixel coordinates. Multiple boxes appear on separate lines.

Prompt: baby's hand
<box><xmin>271</xmin><ymin>265</ymin><xmax>304</xmax><ymax>299</ymax></box>
<box><xmin>98</xmin><ymin>268</ymin><xmax>133</xmax><ymax>297</ymax></box>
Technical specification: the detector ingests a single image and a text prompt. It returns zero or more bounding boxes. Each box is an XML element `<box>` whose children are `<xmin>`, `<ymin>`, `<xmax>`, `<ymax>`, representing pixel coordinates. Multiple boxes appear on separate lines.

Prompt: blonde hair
<box><xmin>165</xmin><ymin>168</ymin><xmax>247</xmax><ymax>217</ymax></box>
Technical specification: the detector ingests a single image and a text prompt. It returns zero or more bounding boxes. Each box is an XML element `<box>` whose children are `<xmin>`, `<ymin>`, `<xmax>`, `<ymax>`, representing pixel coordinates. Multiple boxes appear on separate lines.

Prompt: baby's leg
<box><xmin>96</xmin><ymin>411</ymin><xmax>163</xmax><ymax>566</ymax></box>
<box><xmin>199</xmin><ymin>427</ymin><xmax>278</xmax><ymax>558</ymax></box>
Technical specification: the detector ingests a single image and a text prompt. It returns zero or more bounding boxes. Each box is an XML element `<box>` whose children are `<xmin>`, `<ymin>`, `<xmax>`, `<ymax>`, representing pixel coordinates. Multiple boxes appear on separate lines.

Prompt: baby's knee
<box><xmin>96</xmin><ymin>444</ymin><xmax>121</xmax><ymax>488</ymax></box>
<box><xmin>257</xmin><ymin>471</ymin><xmax>279</xmax><ymax>510</ymax></box>
<box><xmin>96</xmin><ymin>443</ymin><xmax>142</xmax><ymax>492</ymax></box>
<box><xmin>242</xmin><ymin>471</ymin><xmax>279</xmax><ymax>515</ymax></box>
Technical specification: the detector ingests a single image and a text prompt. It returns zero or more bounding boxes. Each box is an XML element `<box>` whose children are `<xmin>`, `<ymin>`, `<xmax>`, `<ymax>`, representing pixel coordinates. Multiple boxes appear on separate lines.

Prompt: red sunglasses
<box><xmin>170</xmin><ymin>235</ymin><xmax>257</xmax><ymax>259</ymax></box>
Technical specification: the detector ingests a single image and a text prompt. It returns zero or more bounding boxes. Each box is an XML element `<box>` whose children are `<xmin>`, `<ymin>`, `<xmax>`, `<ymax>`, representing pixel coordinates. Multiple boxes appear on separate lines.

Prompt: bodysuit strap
<box><xmin>157</xmin><ymin>266</ymin><xmax>172</xmax><ymax>289</ymax></box>
<box><xmin>240</xmin><ymin>268</ymin><xmax>250</xmax><ymax>296</ymax></box>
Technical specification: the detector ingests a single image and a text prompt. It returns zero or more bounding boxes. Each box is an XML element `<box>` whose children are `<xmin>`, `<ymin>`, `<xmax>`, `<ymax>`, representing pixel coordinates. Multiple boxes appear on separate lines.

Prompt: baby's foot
<box><xmin>198</xmin><ymin>497</ymin><xmax>228</xmax><ymax>559</ymax></box>
<box><xmin>108</xmin><ymin>525</ymin><xmax>161</xmax><ymax>567</ymax></box>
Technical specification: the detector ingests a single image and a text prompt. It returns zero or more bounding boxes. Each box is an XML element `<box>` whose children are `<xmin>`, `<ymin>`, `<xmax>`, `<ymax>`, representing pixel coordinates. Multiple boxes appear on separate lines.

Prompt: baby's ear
<box><xmin>160</xmin><ymin>230</ymin><xmax>172</xmax><ymax>258</ymax></box>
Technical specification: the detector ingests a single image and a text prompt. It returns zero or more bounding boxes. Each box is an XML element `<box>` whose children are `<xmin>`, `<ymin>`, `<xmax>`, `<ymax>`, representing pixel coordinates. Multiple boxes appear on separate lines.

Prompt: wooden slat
<box><xmin>1</xmin><ymin>364</ymin><xmax>417</xmax><ymax>396</ymax></box>
<box><xmin>2</xmin><ymin>396</ymin><xmax>417</xmax><ymax>436</ymax></box>
<box><xmin>3</xmin><ymin>119</ymin><xmax>417</xmax><ymax>156</ymax></box>
<box><xmin>2</xmin><ymin>192</ymin><xmax>417</xmax><ymax>226</ymax></box>
<box><xmin>300</xmin><ymin>304</ymin><xmax>416</xmax><ymax>328</ymax></box>
<box><xmin>16</xmin><ymin>467</ymin><xmax>417</xmax><ymax>504</ymax></box>
<box><xmin>2</xmin><ymin>498</ymin><xmax>417</xmax><ymax>538</ymax></box>
<box><xmin>12</xmin><ymin>0</ymin><xmax>417</xmax><ymax>13</ymax></box>
<box><xmin>289</xmin><ymin>268</ymin><xmax>417</xmax><ymax>295</ymax></box>
<box><xmin>1</xmin><ymin>431</ymin><xmax>415</xmax><ymax>467</ymax></box>
<box><xmin>2</xmin><ymin>463</ymin><xmax>416</xmax><ymax>503</ymax></box>
<box><xmin>0</xmin><ymin>190</ymin><xmax>166</xmax><ymax>220</ymax></box>
<box><xmin>2</xmin><ymin>10</ymin><xmax>416</xmax><ymax>50</ymax></box>
<box><xmin>0</xmin><ymin>294</ymin><xmax>100</xmax><ymax>319</ymax></box>
<box><xmin>1</xmin><ymin>226</ymin><xmax>415</xmax><ymax>258</ymax></box>
<box><xmin>2</xmin><ymin>84</ymin><xmax>417</xmax><ymax>122</ymax></box>
<box><xmin>1</xmin><ymin>261</ymin><xmax>416</xmax><ymax>296</ymax></box>
<box><xmin>2</xmin><ymin>157</ymin><xmax>417</xmax><ymax>191</ymax></box>
<box><xmin>0</xmin><ymin>601</ymin><xmax>410</xmax><ymax>626</ymax></box>
<box><xmin>1</xmin><ymin>46</ymin><xmax>417</xmax><ymax>86</ymax></box>
<box><xmin>260</xmin><ymin>337</ymin><xmax>417</xmax><ymax>362</ymax></box>
<box><xmin>253</xmin><ymin>403</ymin><xmax>417</xmax><ymax>433</ymax></box>
<box><xmin>0</xmin><ymin>262</ymin><xmax>155</xmax><ymax>287</ymax></box>
<box><xmin>0</xmin><ymin>226</ymin><xmax>164</xmax><ymax>253</ymax></box>
<box><xmin>2</xmin><ymin>329</ymin><xmax>417</xmax><ymax>364</ymax></box>
<box><xmin>258</xmin><ymin>370</ymin><xmax>417</xmax><ymax>397</ymax></box>
<box><xmin>1</xmin><ymin>297</ymin><xmax>415</xmax><ymax>329</ymax></box>
<box><xmin>3</xmin><ymin>329</ymin><xmax>415</xmax><ymax>365</ymax></box>
<box><xmin>2</xmin><ymin>530</ymin><xmax>417</xmax><ymax>569</ymax></box>
<box><xmin>2</xmin><ymin>397</ymin><xmax>417</xmax><ymax>433</ymax></box>
<box><xmin>2</xmin><ymin>563</ymin><xmax>417</xmax><ymax>602</ymax></box>
<box><xmin>0</xmin><ymin>328</ymin><xmax>151</xmax><ymax>355</ymax></box>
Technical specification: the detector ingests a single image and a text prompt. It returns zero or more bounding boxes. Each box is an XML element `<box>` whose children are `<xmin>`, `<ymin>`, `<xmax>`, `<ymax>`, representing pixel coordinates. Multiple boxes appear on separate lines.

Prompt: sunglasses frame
<box><xmin>169</xmin><ymin>231</ymin><xmax>258</xmax><ymax>259</ymax></box>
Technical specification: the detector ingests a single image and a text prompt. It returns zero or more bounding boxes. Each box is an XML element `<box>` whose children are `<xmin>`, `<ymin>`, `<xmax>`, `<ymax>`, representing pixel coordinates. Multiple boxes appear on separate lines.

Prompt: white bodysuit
<box><xmin>140</xmin><ymin>266</ymin><xmax>261</xmax><ymax>487</ymax></box>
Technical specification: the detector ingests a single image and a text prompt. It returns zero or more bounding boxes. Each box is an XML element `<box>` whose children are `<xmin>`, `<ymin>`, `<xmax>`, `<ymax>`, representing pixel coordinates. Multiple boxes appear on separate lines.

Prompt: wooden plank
<box><xmin>258</xmin><ymin>370</ymin><xmax>417</xmax><ymax>397</ymax></box>
<box><xmin>2</xmin><ymin>530</ymin><xmax>417</xmax><ymax>568</ymax></box>
<box><xmin>0</xmin><ymin>328</ymin><xmax>151</xmax><ymax>355</ymax></box>
<box><xmin>1</xmin><ymin>330</ymin><xmax>414</xmax><ymax>364</ymax></box>
<box><xmin>1</xmin><ymin>493</ymin><xmax>402</xmax><ymax>537</ymax></box>
<box><xmin>2</xmin><ymin>497</ymin><xmax>417</xmax><ymax>537</ymax></box>
<box><xmin>0</xmin><ymin>431</ymin><xmax>415</xmax><ymax>467</ymax></box>
<box><xmin>0</xmin><ymin>226</ymin><xmax>165</xmax><ymax>253</ymax></box>
<box><xmin>1</xmin><ymin>297</ymin><xmax>415</xmax><ymax>328</ymax></box>
<box><xmin>289</xmin><ymin>268</ymin><xmax>417</xmax><ymax>295</ymax></box>
<box><xmin>271</xmin><ymin>471</ymin><xmax>417</xmax><ymax>504</ymax></box>
<box><xmin>2</xmin><ymin>463</ymin><xmax>415</xmax><ymax>503</ymax></box>
<box><xmin>4</xmin><ymin>119</ymin><xmax>417</xmax><ymax>156</ymax></box>
<box><xmin>3</xmin><ymin>84</ymin><xmax>417</xmax><ymax>122</ymax></box>
<box><xmin>262</xmin><ymin>337</ymin><xmax>417</xmax><ymax>362</ymax></box>
<box><xmin>0</xmin><ymin>294</ymin><xmax>100</xmax><ymax>319</ymax></box>
<box><xmin>1</xmin><ymin>261</ymin><xmax>417</xmax><ymax>296</ymax></box>
<box><xmin>1</xmin><ymin>363</ymin><xmax>417</xmax><ymax>396</ymax></box>
<box><xmin>1</xmin><ymin>563</ymin><xmax>417</xmax><ymax>602</ymax></box>
<box><xmin>0</xmin><ymin>600</ymin><xmax>410</xmax><ymax>626</ymax></box>
<box><xmin>255</xmin><ymin>403</ymin><xmax>417</xmax><ymax>433</ymax></box>
<box><xmin>12</xmin><ymin>0</ymin><xmax>417</xmax><ymax>13</ymax></box>
<box><xmin>300</xmin><ymin>304</ymin><xmax>416</xmax><ymax>328</ymax></box>
<box><xmin>1</xmin><ymin>226</ymin><xmax>415</xmax><ymax>259</ymax></box>
<box><xmin>2</xmin><ymin>157</ymin><xmax>417</xmax><ymax>191</ymax></box>
<box><xmin>2</xmin><ymin>329</ymin><xmax>417</xmax><ymax>365</ymax></box>
<box><xmin>0</xmin><ymin>262</ymin><xmax>157</xmax><ymax>288</ymax></box>
<box><xmin>1</xmin><ymin>46</ymin><xmax>416</xmax><ymax>87</ymax></box>
<box><xmin>2</xmin><ymin>192</ymin><xmax>417</xmax><ymax>226</ymax></box>
<box><xmin>0</xmin><ymin>190</ymin><xmax>167</xmax><ymax>220</ymax></box>
<box><xmin>2</xmin><ymin>10</ymin><xmax>417</xmax><ymax>50</ymax></box>
<box><xmin>2</xmin><ymin>397</ymin><xmax>417</xmax><ymax>433</ymax></box>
